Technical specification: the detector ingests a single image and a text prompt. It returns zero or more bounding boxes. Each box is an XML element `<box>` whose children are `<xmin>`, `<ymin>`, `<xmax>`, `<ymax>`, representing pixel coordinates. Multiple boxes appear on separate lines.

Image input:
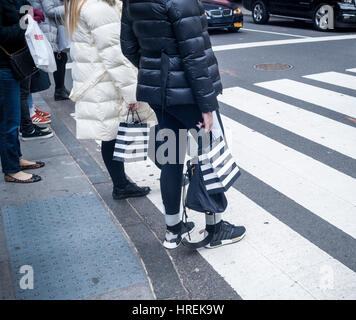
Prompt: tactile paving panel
<box><xmin>1</xmin><ymin>192</ymin><xmax>147</xmax><ymax>300</ymax></box>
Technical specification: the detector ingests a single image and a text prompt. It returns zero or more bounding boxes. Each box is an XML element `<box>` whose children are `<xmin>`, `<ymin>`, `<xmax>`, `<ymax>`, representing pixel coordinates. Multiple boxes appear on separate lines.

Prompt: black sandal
<box><xmin>20</xmin><ymin>161</ymin><xmax>45</xmax><ymax>171</ymax></box>
<box><xmin>4</xmin><ymin>174</ymin><xmax>42</xmax><ymax>183</ymax></box>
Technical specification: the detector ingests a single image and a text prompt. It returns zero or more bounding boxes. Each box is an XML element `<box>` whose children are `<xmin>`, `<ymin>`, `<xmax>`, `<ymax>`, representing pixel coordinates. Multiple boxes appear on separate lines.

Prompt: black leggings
<box><xmin>153</xmin><ymin>105</ymin><xmax>204</xmax><ymax>231</ymax></box>
<box><xmin>53</xmin><ymin>51</ymin><xmax>68</xmax><ymax>90</ymax></box>
<box><xmin>101</xmin><ymin>139</ymin><xmax>128</xmax><ymax>189</ymax></box>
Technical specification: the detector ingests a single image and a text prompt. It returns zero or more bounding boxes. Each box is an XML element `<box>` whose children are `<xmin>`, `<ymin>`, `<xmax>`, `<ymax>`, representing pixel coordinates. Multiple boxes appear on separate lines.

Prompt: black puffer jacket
<box><xmin>121</xmin><ymin>0</ymin><xmax>223</xmax><ymax>113</ymax></box>
<box><xmin>0</xmin><ymin>0</ymin><xmax>30</xmax><ymax>68</ymax></box>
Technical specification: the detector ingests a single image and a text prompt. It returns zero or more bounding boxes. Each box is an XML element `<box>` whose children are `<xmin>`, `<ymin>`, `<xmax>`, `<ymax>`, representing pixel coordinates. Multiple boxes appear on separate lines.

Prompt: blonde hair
<box><xmin>65</xmin><ymin>0</ymin><xmax>117</xmax><ymax>36</ymax></box>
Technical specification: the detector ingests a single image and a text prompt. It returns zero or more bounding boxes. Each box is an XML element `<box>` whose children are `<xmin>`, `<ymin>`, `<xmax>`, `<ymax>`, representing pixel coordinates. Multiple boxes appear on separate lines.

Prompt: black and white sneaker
<box><xmin>34</xmin><ymin>124</ymin><xmax>50</xmax><ymax>133</ymax></box>
<box><xmin>204</xmin><ymin>220</ymin><xmax>246</xmax><ymax>249</ymax></box>
<box><xmin>21</xmin><ymin>127</ymin><xmax>54</xmax><ymax>141</ymax></box>
<box><xmin>163</xmin><ymin>222</ymin><xmax>195</xmax><ymax>250</ymax></box>
<box><xmin>19</xmin><ymin>124</ymin><xmax>50</xmax><ymax>136</ymax></box>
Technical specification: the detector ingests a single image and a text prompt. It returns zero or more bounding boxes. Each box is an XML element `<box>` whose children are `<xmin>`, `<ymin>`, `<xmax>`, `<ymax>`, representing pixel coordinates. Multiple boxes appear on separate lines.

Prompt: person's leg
<box><xmin>0</xmin><ymin>69</ymin><xmax>40</xmax><ymax>183</ymax></box>
<box><xmin>153</xmin><ymin>108</ymin><xmax>184</xmax><ymax>228</ymax></box>
<box><xmin>151</xmin><ymin>107</ymin><xmax>195</xmax><ymax>248</ymax></box>
<box><xmin>101</xmin><ymin>139</ymin><xmax>150</xmax><ymax>200</ymax></box>
<box><xmin>53</xmin><ymin>52</ymin><xmax>69</xmax><ymax>100</ymax></box>
<box><xmin>0</xmin><ymin>69</ymin><xmax>22</xmax><ymax>174</ymax></box>
<box><xmin>20</xmin><ymin>81</ymin><xmax>53</xmax><ymax>140</ymax></box>
<box><xmin>28</xmin><ymin>94</ymin><xmax>35</xmax><ymax>118</ymax></box>
<box><xmin>205</xmin><ymin>213</ymin><xmax>223</xmax><ymax>233</ymax></box>
<box><xmin>20</xmin><ymin>77</ymin><xmax>35</xmax><ymax>135</ymax></box>
<box><xmin>101</xmin><ymin>139</ymin><xmax>128</xmax><ymax>188</ymax></box>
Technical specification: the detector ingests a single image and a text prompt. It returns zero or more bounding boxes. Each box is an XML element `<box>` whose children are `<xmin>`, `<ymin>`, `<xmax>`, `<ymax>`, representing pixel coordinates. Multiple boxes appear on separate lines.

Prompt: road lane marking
<box><xmin>212</xmin><ymin>34</ymin><xmax>356</xmax><ymax>51</ymax></box>
<box><xmin>124</xmin><ymin>158</ymin><xmax>356</xmax><ymax>300</ymax></box>
<box><xmin>242</xmin><ymin>27</ymin><xmax>309</xmax><ymax>38</ymax></box>
<box><xmin>256</xmin><ymin>79</ymin><xmax>356</xmax><ymax>118</ymax></box>
<box><xmin>346</xmin><ymin>68</ymin><xmax>356</xmax><ymax>74</ymax></box>
<box><xmin>218</xmin><ymin>86</ymin><xmax>356</xmax><ymax>159</ymax></box>
<box><xmin>221</xmin><ymin>115</ymin><xmax>356</xmax><ymax>239</ymax></box>
<box><xmin>304</xmin><ymin>72</ymin><xmax>356</xmax><ymax>91</ymax></box>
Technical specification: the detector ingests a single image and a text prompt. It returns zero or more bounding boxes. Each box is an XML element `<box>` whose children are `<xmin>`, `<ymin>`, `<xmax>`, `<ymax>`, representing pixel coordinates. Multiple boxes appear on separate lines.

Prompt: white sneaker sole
<box><xmin>205</xmin><ymin>231</ymin><xmax>246</xmax><ymax>249</ymax></box>
<box><xmin>163</xmin><ymin>226</ymin><xmax>196</xmax><ymax>250</ymax></box>
<box><xmin>21</xmin><ymin>132</ymin><xmax>54</xmax><ymax>141</ymax></box>
<box><xmin>32</xmin><ymin>120</ymin><xmax>51</xmax><ymax>126</ymax></box>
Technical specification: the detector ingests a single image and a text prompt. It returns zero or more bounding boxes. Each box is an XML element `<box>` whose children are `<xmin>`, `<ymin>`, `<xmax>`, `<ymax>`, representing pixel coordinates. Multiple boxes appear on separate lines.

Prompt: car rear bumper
<box><xmin>207</xmin><ymin>14</ymin><xmax>243</xmax><ymax>29</ymax></box>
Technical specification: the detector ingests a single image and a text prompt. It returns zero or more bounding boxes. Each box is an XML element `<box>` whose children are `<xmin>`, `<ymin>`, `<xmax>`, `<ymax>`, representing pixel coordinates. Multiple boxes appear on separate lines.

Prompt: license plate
<box><xmin>234</xmin><ymin>22</ymin><xmax>242</xmax><ymax>27</ymax></box>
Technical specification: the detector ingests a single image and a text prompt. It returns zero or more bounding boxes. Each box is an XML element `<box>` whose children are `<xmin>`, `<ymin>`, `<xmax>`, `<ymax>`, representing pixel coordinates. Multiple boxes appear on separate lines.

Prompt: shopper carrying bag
<box><xmin>121</xmin><ymin>0</ymin><xmax>246</xmax><ymax>250</ymax></box>
<box><xmin>30</xmin><ymin>0</ymin><xmax>71</xmax><ymax>100</ymax></box>
<box><xmin>66</xmin><ymin>0</ymin><xmax>155</xmax><ymax>200</ymax></box>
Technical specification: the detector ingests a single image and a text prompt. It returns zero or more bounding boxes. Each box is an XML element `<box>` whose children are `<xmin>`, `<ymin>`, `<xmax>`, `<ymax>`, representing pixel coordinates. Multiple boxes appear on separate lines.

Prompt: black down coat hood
<box><xmin>121</xmin><ymin>0</ymin><xmax>223</xmax><ymax>113</ymax></box>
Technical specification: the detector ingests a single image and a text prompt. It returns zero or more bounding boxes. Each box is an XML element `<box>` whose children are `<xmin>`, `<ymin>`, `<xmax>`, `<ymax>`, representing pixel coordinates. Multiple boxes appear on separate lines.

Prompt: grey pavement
<box><xmin>0</xmin><ymin>97</ymin><xmax>155</xmax><ymax>300</ymax></box>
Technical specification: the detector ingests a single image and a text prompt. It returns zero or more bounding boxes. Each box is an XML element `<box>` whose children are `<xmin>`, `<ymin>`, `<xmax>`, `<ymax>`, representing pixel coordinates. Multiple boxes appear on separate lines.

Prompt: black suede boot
<box><xmin>54</xmin><ymin>88</ymin><xmax>70</xmax><ymax>101</ymax></box>
<box><xmin>112</xmin><ymin>182</ymin><xmax>151</xmax><ymax>200</ymax></box>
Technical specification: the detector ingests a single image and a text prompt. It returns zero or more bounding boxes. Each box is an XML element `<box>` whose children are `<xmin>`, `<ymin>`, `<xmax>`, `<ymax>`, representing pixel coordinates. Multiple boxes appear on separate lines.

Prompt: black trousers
<box><xmin>20</xmin><ymin>77</ymin><xmax>34</xmax><ymax>134</ymax></box>
<box><xmin>101</xmin><ymin>139</ymin><xmax>128</xmax><ymax>189</ymax></box>
<box><xmin>152</xmin><ymin>105</ymin><xmax>225</xmax><ymax>232</ymax></box>
<box><xmin>152</xmin><ymin>105</ymin><xmax>204</xmax><ymax>217</ymax></box>
<box><xmin>53</xmin><ymin>51</ymin><xmax>68</xmax><ymax>90</ymax></box>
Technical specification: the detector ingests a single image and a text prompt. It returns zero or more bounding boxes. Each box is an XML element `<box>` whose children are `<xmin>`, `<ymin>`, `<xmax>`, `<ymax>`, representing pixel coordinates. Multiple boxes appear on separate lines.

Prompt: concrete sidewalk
<box><xmin>0</xmin><ymin>96</ymin><xmax>154</xmax><ymax>300</ymax></box>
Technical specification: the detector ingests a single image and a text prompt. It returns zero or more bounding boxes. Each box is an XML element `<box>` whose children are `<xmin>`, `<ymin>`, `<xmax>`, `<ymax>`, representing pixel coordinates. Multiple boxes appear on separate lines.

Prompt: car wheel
<box><xmin>313</xmin><ymin>4</ymin><xmax>333</xmax><ymax>31</ymax></box>
<box><xmin>228</xmin><ymin>27</ymin><xmax>240</xmax><ymax>33</ymax></box>
<box><xmin>252</xmin><ymin>1</ymin><xmax>269</xmax><ymax>24</ymax></box>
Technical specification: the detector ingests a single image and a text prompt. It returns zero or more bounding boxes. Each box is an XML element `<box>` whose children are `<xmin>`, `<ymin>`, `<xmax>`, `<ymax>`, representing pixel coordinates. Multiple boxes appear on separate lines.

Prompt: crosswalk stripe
<box><xmin>242</xmin><ymin>28</ymin><xmax>309</xmax><ymax>38</ymax></box>
<box><xmin>303</xmin><ymin>72</ymin><xmax>356</xmax><ymax>91</ymax></box>
<box><xmin>221</xmin><ymin>115</ymin><xmax>356</xmax><ymax>239</ymax></box>
<box><xmin>218</xmin><ymin>86</ymin><xmax>356</xmax><ymax>159</ymax></box>
<box><xmin>256</xmin><ymin>79</ymin><xmax>356</xmax><ymax>118</ymax></box>
<box><xmin>124</xmin><ymin>159</ymin><xmax>356</xmax><ymax>299</ymax></box>
<box><xmin>346</xmin><ymin>68</ymin><xmax>356</xmax><ymax>73</ymax></box>
<box><xmin>212</xmin><ymin>34</ymin><xmax>356</xmax><ymax>52</ymax></box>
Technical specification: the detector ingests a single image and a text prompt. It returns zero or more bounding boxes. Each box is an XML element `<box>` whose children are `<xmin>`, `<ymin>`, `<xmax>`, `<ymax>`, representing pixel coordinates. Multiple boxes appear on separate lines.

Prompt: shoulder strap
<box><xmin>0</xmin><ymin>45</ymin><xmax>27</xmax><ymax>57</ymax></box>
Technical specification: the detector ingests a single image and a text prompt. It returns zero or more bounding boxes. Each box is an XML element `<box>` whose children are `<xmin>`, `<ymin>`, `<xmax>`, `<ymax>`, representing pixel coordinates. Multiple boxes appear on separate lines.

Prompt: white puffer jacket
<box><xmin>70</xmin><ymin>0</ymin><xmax>156</xmax><ymax>141</ymax></box>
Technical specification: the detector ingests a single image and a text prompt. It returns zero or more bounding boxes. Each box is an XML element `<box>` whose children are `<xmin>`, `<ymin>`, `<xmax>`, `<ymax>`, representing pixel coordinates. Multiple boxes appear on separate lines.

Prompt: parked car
<box><xmin>202</xmin><ymin>0</ymin><xmax>244</xmax><ymax>32</ymax></box>
<box><xmin>242</xmin><ymin>0</ymin><xmax>356</xmax><ymax>31</ymax></box>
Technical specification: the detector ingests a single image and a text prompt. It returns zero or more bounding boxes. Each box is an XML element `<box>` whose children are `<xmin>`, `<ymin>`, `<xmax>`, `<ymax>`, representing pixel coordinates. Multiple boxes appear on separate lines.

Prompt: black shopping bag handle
<box><xmin>125</xmin><ymin>109</ymin><xmax>143</xmax><ymax>124</ymax></box>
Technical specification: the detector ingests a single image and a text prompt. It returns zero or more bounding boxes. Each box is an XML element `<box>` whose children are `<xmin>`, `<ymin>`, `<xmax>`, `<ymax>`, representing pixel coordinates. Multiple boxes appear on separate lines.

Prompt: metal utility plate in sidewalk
<box><xmin>1</xmin><ymin>192</ymin><xmax>147</xmax><ymax>300</ymax></box>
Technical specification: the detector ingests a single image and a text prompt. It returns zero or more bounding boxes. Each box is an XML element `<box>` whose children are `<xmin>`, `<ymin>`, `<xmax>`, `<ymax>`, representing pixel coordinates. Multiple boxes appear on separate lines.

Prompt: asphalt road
<box><xmin>55</xmin><ymin>14</ymin><xmax>356</xmax><ymax>299</ymax></box>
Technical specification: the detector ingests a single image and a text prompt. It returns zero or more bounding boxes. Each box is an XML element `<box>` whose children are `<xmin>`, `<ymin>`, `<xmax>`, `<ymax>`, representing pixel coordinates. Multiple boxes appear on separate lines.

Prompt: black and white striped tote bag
<box><xmin>198</xmin><ymin>112</ymin><xmax>241</xmax><ymax>194</ymax></box>
<box><xmin>113</xmin><ymin>111</ymin><xmax>149</xmax><ymax>163</ymax></box>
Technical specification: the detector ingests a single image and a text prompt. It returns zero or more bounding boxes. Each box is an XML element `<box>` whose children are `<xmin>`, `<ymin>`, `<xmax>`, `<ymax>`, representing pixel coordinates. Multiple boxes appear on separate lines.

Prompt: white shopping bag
<box><xmin>25</xmin><ymin>15</ymin><xmax>57</xmax><ymax>73</ymax></box>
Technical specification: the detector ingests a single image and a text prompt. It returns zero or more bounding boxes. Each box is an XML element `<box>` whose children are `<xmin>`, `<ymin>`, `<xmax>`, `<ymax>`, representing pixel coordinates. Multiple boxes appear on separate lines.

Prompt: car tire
<box><xmin>252</xmin><ymin>1</ymin><xmax>269</xmax><ymax>24</ymax></box>
<box><xmin>313</xmin><ymin>3</ymin><xmax>333</xmax><ymax>31</ymax></box>
<box><xmin>228</xmin><ymin>27</ymin><xmax>240</xmax><ymax>33</ymax></box>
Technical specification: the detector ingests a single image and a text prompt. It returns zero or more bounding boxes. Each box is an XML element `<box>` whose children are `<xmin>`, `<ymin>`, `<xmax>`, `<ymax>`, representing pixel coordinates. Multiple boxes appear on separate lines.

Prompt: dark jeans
<box><xmin>20</xmin><ymin>77</ymin><xmax>35</xmax><ymax>134</ymax></box>
<box><xmin>0</xmin><ymin>68</ymin><xmax>22</xmax><ymax>174</ymax></box>
<box><xmin>101</xmin><ymin>139</ymin><xmax>128</xmax><ymax>189</ymax></box>
<box><xmin>53</xmin><ymin>51</ymin><xmax>68</xmax><ymax>91</ymax></box>
<box><xmin>152</xmin><ymin>105</ymin><xmax>204</xmax><ymax>217</ymax></box>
